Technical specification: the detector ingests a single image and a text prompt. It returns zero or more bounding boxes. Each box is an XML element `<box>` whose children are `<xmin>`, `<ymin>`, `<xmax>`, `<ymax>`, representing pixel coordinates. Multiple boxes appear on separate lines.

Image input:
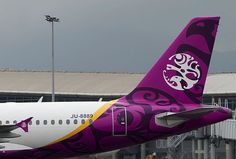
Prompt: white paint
<box><xmin>0</xmin><ymin>101</ymin><xmax>106</xmax><ymax>150</ymax></box>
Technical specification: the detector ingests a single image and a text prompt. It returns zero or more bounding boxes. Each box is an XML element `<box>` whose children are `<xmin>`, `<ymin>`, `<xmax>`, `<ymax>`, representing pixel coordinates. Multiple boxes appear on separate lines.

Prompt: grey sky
<box><xmin>0</xmin><ymin>0</ymin><xmax>235</xmax><ymax>73</ymax></box>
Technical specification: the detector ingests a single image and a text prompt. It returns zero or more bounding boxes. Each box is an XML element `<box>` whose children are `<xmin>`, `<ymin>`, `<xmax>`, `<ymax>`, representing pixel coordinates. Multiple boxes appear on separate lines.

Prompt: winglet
<box><xmin>16</xmin><ymin>117</ymin><xmax>33</xmax><ymax>132</ymax></box>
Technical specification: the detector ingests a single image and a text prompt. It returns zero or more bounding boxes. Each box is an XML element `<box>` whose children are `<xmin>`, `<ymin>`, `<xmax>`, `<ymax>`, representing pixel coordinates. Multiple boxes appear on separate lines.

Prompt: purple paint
<box><xmin>16</xmin><ymin>117</ymin><xmax>33</xmax><ymax>133</ymax></box>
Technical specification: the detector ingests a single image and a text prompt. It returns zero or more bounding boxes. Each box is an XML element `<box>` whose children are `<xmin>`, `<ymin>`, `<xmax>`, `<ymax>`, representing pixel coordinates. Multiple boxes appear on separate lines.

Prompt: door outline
<box><xmin>112</xmin><ymin>106</ymin><xmax>127</xmax><ymax>136</ymax></box>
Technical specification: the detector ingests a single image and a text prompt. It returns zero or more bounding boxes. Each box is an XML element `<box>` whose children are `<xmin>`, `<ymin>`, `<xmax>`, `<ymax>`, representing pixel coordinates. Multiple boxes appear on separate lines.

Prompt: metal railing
<box><xmin>156</xmin><ymin>132</ymin><xmax>190</xmax><ymax>149</ymax></box>
<box><xmin>167</xmin><ymin>132</ymin><xmax>190</xmax><ymax>148</ymax></box>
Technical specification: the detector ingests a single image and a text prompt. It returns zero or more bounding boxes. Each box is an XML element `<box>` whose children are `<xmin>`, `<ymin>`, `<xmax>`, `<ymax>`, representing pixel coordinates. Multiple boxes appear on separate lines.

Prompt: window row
<box><xmin>0</xmin><ymin>119</ymin><xmax>93</xmax><ymax>125</ymax></box>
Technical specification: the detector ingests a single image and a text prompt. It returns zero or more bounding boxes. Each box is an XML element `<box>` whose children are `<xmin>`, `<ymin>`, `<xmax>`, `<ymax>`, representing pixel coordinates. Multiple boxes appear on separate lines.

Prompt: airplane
<box><xmin>0</xmin><ymin>16</ymin><xmax>232</xmax><ymax>159</ymax></box>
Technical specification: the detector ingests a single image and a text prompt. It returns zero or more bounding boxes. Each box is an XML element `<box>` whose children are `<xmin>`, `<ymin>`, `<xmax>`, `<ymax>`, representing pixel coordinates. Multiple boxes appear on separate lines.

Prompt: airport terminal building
<box><xmin>0</xmin><ymin>70</ymin><xmax>235</xmax><ymax>159</ymax></box>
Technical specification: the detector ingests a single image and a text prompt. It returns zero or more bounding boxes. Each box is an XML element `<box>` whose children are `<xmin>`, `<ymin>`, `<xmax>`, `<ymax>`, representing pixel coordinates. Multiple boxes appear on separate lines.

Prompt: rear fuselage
<box><xmin>0</xmin><ymin>99</ymin><xmax>231</xmax><ymax>158</ymax></box>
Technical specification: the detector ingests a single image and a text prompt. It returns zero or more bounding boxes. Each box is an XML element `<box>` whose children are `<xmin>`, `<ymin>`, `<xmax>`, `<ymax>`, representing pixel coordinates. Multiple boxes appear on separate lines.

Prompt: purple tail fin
<box><xmin>126</xmin><ymin>17</ymin><xmax>220</xmax><ymax>105</ymax></box>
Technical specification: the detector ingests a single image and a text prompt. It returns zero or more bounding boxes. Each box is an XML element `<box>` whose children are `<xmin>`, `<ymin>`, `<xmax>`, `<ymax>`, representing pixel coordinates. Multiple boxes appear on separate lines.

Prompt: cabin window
<box><xmin>0</xmin><ymin>121</ymin><xmax>2</xmax><ymax>125</ymax></box>
<box><xmin>29</xmin><ymin>121</ymin><xmax>32</xmax><ymax>125</ymax></box>
<box><xmin>66</xmin><ymin>120</ymin><xmax>70</xmax><ymax>125</ymax></box>
<box><xmin>81</xmin><ymin>119</ymin><xmax>85</xmax><ymax>124</ymax></box>
<box><xmin>51</xmin><ymin>120</ymin><xmax>55</xmax><ymax>125</ymax></box>
<box><xmin>73</xmin><ymin>119</ymin><xmax>78</xmax><ymax>124</ymax></box>
<box><xmin>6</xmin><ymin>121</ymin><xmax>10</xmax><ymax>124</ymax></box>
<box><xmin>36</xmin><ymin>120</ymin><xmax>40</xmax><ymax>125</ymax></box>
<box><xmin>13</xmin><ymin>120</ymin><xmax>17</xmax><ymax>124</ymax></box>
<box><xmin>43</xmin><ymin>120</ymin><xmax>47</xmax><ymax>125</ymax></box>
<box><xmin>89</xmin><ymin>119</ymin><xmax>93</xmax><ymax>124</ymax></box>
<box><xmin>58</xmin><ymin>120</ymin><xmax>63</xmax><ymax>125</ymax></box>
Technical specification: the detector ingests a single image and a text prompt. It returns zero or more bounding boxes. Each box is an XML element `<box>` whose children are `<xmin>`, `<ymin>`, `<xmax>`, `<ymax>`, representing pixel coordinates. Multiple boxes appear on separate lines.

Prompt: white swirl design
<box><xmin>163</xmin><ymin>53</ymin><xmax>201</xmax><ymax>90</ymax></box>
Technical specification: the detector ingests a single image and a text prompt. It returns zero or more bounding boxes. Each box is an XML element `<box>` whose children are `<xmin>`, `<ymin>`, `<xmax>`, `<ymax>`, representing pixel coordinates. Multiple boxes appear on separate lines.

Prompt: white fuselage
<box><xmin>0</xmin><ymin>102</ymin><xmax>106</xmax><ymax>150</ymax></box>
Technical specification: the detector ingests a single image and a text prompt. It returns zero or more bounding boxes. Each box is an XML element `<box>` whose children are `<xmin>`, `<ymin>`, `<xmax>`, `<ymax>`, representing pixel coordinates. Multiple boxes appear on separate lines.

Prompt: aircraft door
<box><xmin>112</xmin><ymin>106</ymin><xmax>127</xmax><ymax>136</ymax></box>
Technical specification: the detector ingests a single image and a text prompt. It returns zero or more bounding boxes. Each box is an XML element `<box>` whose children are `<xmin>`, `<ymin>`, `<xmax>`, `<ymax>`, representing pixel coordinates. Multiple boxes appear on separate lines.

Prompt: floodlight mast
<box><xmin>45</xmin><ymin>15</ymin><xmax>59</xmax><ymax>102</ymax></box>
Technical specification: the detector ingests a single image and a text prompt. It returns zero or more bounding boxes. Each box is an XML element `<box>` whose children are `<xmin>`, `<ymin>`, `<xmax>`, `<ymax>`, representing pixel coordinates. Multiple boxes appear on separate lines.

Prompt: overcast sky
<box><xmin>0</xmin><ymin>0</ymin><xmax>235</xmax><ymax>73</ymax></box>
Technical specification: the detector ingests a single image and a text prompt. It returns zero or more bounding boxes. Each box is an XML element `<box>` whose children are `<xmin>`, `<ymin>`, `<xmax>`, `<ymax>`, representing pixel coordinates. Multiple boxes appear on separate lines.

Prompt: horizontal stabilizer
<box><xmin>155</xmin><ymin>106</ymin><xmax>219</xmax><ymax>128</ymax></box>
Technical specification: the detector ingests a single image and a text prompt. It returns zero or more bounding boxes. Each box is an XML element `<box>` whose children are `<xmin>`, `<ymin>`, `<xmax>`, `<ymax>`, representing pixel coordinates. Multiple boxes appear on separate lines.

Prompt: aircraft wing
<box><xmin>155</xmin><ymin>107</ymin><xmax>219</xmax><ymax>128</ymax></box>
<box><xmin>0</xmin><ymin>117</ymin><xmax>32</xmax><ymax>149</ymax></box>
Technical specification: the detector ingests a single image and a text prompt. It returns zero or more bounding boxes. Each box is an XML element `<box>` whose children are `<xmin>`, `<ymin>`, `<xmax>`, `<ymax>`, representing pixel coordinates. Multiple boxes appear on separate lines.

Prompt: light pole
<box><xmin>45</xmin><ymin>15</ymin><xmax>59</xmax><ymax>102</ymax></box>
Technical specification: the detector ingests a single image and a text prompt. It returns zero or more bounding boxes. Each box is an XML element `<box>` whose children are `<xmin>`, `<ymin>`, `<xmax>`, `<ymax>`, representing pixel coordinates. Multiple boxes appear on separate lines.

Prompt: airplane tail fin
<box><xmin>125</xmin><ymin>17</ymin><xmax>220</xmax><ymax>105</ymax></box>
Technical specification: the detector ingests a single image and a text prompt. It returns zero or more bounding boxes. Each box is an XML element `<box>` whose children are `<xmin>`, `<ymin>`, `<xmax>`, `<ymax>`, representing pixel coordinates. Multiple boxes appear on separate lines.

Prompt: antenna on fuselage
<box><xmin>38</xmin><ymin>96</ymin><xmax>44</xmax><ymax>103</ymax></box>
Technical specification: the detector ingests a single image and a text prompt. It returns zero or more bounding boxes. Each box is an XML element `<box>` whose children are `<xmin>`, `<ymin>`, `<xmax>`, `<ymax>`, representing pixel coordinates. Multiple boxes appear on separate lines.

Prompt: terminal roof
<box><xmin>0</xmin><ymin>70</ymin><xmax>235</xmax><ymax>96</ymax></box>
